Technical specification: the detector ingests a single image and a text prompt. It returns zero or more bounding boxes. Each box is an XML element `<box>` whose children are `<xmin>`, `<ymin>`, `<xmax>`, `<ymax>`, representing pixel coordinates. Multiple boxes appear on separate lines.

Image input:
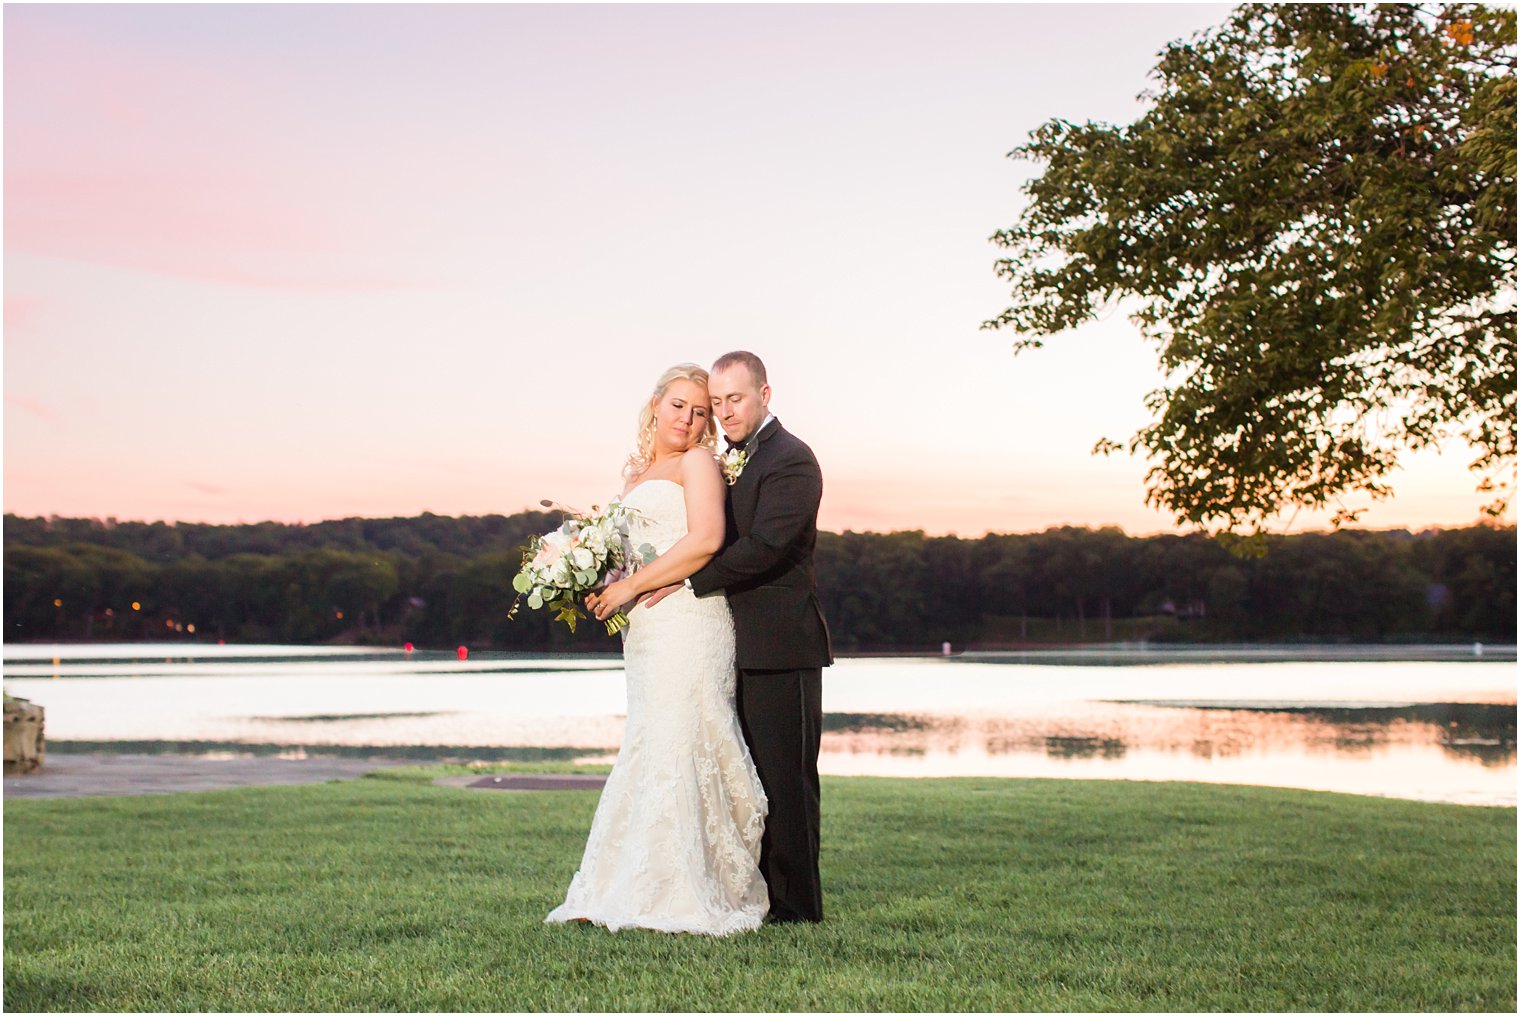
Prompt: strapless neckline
<box><xmin>622</xmin><ymin>477</ymin><xmax>682</xmax><ymax>501</ymax></box>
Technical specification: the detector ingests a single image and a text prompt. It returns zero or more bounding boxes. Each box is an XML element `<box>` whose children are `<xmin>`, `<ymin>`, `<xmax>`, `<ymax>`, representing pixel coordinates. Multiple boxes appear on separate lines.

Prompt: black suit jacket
<box><xmin>689</xmin><ymin>419</ymin><xmax>834</xmax><ymax>670</ymax></box>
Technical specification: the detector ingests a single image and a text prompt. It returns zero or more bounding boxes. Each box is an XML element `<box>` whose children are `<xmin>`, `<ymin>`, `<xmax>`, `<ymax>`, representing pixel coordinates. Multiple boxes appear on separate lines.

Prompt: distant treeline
<box><xmin>3</xmin><ymin>513</ymin><xmax>1514</xmax><ymax>650</ymax></box>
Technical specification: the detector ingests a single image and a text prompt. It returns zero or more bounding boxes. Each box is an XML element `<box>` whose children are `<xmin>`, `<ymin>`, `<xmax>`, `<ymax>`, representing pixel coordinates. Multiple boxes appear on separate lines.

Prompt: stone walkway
<box><xmin>3</xmin><ymin>753</ymin><xmax>610</xmax><ymax>800</ymax></box>
<box><xmin>434</xmin><ymin>773</ymin><xmax>608</xmax><ymax>792</ymax></box>
<box><xmin>2</xmin><ymin>753</ymin><xmax>415</xmax><ymax>799</ymax></box>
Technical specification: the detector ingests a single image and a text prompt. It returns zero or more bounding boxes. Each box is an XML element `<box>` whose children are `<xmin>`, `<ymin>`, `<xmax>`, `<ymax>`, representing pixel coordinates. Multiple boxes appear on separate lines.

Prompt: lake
<box><xmin>4</xmin><ymin>643</ymin><xmax>1514</xmax><ymax>806</ymax></box>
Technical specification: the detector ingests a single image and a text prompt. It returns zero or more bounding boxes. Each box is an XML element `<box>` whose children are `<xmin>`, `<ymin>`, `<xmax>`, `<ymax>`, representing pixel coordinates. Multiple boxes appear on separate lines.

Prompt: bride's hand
<box><xmin>589</xmin><ymin>577</ymin><xmax>638</xmax><ymax>621</ymax></box>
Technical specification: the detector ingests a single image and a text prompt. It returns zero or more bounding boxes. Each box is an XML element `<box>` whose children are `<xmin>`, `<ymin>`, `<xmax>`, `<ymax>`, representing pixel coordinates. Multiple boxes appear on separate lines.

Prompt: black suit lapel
<box><xmin>746</xmin><ymin>418</ymin><xmax>782</xmax><ymax>465</ymax></box>
<box><xmin>731</xmin><ymin>419</ymin><xmax>780</xmax><ymax>490</ymax></box>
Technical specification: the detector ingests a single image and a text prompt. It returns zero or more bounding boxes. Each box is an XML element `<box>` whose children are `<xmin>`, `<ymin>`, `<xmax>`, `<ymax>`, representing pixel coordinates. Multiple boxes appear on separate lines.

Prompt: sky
<box><xmin>3</xmin><ymin>2</ymin><xmax>1506</xmax><ymax>537</ymax></box>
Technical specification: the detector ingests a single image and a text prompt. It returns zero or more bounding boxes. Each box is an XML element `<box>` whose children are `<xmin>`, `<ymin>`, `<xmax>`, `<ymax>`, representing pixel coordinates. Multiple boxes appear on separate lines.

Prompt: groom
<box><xmin>653</xmin><ymin>350</ymin><xmax>833</xmax><ymax>923</ymax></box>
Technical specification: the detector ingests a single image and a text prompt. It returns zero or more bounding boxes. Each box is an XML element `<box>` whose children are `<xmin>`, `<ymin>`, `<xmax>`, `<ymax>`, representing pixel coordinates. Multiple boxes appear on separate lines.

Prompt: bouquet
<box><xmin>510</xmin><ymin>499</ymin><xmax>655</xmax><ymax>635</ymax></box>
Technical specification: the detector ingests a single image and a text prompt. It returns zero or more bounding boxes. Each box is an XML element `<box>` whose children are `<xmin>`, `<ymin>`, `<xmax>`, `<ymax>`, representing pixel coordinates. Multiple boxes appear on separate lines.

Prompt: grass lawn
<box><xmin>3</xmin><ymin>771</ymin><xmax>1514</xmax><ymax>1012</ymax></box>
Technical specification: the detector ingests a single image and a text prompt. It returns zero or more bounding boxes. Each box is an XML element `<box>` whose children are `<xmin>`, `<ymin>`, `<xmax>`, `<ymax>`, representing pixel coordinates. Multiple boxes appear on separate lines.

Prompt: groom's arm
<box><xmin>687</xmin><ymin>447</ymin><xmax>822</xmax><ymax>598</ymax></box>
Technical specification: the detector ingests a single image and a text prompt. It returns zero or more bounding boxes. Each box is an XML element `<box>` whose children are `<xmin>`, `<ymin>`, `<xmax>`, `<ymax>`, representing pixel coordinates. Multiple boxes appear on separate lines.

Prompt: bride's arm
<box><xmin>588</xmin><ymin>452</ymin><xmax>724</xmax><ymax>617</ymax></box>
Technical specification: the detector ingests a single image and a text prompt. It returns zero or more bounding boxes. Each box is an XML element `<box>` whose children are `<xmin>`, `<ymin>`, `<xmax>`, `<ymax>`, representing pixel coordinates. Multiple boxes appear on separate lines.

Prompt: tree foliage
<box><xmin>986</xmin><ymin>3</ymin><xmax>1516</xmax><ymax>531</ymax></box>
<box><xmin>4</xmin><ymin>513</ymin><xmax>1514</xmax><ymax>649</ymax></box>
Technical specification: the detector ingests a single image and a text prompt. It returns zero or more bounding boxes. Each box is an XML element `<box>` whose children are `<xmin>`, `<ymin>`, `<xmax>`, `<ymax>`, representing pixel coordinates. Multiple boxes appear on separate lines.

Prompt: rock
<box><xmin>3</xmin><ymin>697</ymin><xmax>45</xmax><ymax>774</ymax></box>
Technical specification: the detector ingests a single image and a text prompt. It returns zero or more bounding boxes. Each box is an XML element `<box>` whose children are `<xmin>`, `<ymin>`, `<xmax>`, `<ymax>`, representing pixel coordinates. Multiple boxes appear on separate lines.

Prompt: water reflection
<box><xmin>1138</xmin><ymin>702</ymin><xmax>1517</xmax><ymax>766</ymax></box>
<box><xmin>7</xmin><ymin>649</ymin><xmax>1514</xmax><ymax>805</ymax></box>
<box><xmin>823</xmin><ymin>712</ymin><xmax>932</xmax><ymax>733</ymax></box>
<box><xmin>249</xmin><ymin>711</ymin><xmax>458</xmax><ymax>724</ymax></box>
<box><xmin>822</xmin><ymin>702</ymin><xmax>1515</xmax><ymax>768</ymax></box>
<box><xmin>43</xmin><ymin>739</ymin><xmax>599</xmax><ymax>763</ymax></box>
<box><xmin>1043</xmin><ymin>736</ymin><xmax>1127</xmax><ymax>760</ymax></box>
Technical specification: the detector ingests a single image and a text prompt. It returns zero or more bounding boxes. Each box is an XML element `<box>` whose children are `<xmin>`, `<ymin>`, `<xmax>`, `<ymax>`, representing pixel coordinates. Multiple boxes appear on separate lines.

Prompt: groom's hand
<box><xmin>638</xmin><ymin>583</ymin><xmax>681</xmax><ymax>609</ymax></box>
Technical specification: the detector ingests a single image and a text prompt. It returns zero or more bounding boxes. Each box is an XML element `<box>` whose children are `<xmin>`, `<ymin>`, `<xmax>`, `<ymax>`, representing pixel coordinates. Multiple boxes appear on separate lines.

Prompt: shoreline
<box><xmin>15</xmin><ymin>744</ymin><xmax>1515</xmax><ymax>809</ymax></box>
<box><xmin>5</xmin><ymin>640</ymin><xmax>1516</xmax><ymax>665</ymax></box>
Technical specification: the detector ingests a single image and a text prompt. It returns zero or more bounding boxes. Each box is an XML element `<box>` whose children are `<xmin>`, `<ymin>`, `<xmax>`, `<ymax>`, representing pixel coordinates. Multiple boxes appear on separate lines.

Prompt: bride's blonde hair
<box><xmin>623</xmin><ymin>363</ymin><xmax>718</xmax><ymax>480</ymax></box>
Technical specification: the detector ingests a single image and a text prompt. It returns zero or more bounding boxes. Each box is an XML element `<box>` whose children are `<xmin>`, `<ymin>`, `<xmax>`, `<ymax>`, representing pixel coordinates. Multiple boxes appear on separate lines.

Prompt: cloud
<box><xmin>5</xmin><ymin>171</ymin><xmax>416</xmax><ymax>293</ymax></box>
<box><xmin>4</xmin><ymin>15</ymin><xmax>423</xmax><ymax>294</ymax></box>
<box><xmin>3</xmin><ymin>298</ymin><xmax>43</xmax><ymax>332</ymax></box>
<box><xmin>4</xmin><ymin>395</ymin><xmax>54</xmax><ymax>420</ymax></box>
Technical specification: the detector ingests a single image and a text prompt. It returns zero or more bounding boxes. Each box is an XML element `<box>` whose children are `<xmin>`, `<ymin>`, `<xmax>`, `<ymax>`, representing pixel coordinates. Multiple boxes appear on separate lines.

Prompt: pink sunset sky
<box><xmin>3</xmin><ymin>3</ymin><xmax>1506</xmax><ymax>537</ymax></box>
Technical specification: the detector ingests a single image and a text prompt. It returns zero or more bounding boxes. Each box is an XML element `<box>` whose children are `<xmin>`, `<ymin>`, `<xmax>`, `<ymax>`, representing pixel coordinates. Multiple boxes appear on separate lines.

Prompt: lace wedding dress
<box><xmin>545</xmin><ymin>479</ymin><xmax>770</xmax><ymax>936</ymax></box>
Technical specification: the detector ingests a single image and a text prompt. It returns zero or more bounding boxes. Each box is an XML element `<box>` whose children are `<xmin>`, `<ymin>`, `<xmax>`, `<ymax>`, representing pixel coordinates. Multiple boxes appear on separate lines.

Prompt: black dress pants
<box><xmin>736</xmin><ymin>666</ymin><xmax>823</xmax><ymax>923</ymax></box>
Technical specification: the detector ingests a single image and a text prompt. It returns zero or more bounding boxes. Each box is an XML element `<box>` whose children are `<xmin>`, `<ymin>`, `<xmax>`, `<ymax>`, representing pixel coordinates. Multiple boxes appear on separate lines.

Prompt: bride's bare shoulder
<box><xmin>679</xmin><ymin>448</ymin><xmax>721</xmax><ymax>479</ymax></box>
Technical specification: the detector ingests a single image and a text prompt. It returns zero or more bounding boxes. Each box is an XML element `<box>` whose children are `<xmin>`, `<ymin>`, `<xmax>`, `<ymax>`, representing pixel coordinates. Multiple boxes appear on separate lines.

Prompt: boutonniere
<box><xmin>720</xmin><ymin>446</ymin><xmax>748</xmax><ymax>486</ymax></box>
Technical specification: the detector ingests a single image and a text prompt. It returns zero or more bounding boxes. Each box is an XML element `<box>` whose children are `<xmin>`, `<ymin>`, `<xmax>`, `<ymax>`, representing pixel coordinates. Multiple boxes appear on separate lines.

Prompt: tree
<box><xmin>986</xmin><ymin>3</ymin><xmax>1516</xmax><ymax>532</ymax></box>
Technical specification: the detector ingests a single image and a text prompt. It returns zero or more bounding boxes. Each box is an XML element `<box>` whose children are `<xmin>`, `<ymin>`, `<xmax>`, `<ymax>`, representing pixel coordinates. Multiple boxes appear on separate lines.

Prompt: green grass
<box><xmin>4</xmin><ymin>777</ymin><xmax>1514</xmax><ymax>1012</ymax></box>
<box><xmin>363</xmin><ymin>761</ymin><xmax>615</xmax><ymax>784</ymax></box>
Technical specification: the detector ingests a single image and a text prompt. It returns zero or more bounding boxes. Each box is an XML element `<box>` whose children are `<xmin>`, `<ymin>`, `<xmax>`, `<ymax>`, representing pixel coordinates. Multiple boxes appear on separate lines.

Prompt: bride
<box><xmin>544</xmin><ymin>363</ymin><xmax>770</xmax><ymax>936</ymax></box>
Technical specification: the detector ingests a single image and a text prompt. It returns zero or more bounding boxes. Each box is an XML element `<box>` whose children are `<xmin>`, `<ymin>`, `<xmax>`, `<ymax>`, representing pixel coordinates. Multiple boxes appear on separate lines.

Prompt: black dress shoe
<box><xmin>764</xmin><ymin>909</ymin><xmax>821</xmax><ymax>925</ymax></box>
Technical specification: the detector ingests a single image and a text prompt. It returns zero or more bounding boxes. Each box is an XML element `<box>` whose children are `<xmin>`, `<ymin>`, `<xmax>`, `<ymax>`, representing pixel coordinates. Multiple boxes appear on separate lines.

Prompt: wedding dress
<box><xmin>545</xmin><ymin>479</ymin><xmax>770</xmax><ymax>936</ymax></box>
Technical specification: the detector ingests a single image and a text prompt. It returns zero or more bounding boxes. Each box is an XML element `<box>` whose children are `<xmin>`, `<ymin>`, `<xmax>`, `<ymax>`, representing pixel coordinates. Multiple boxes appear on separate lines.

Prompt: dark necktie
<box><xmin>724</xmin><ymin>436</ymin><xmax>747</xmax><ymax>453</ymax></box>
